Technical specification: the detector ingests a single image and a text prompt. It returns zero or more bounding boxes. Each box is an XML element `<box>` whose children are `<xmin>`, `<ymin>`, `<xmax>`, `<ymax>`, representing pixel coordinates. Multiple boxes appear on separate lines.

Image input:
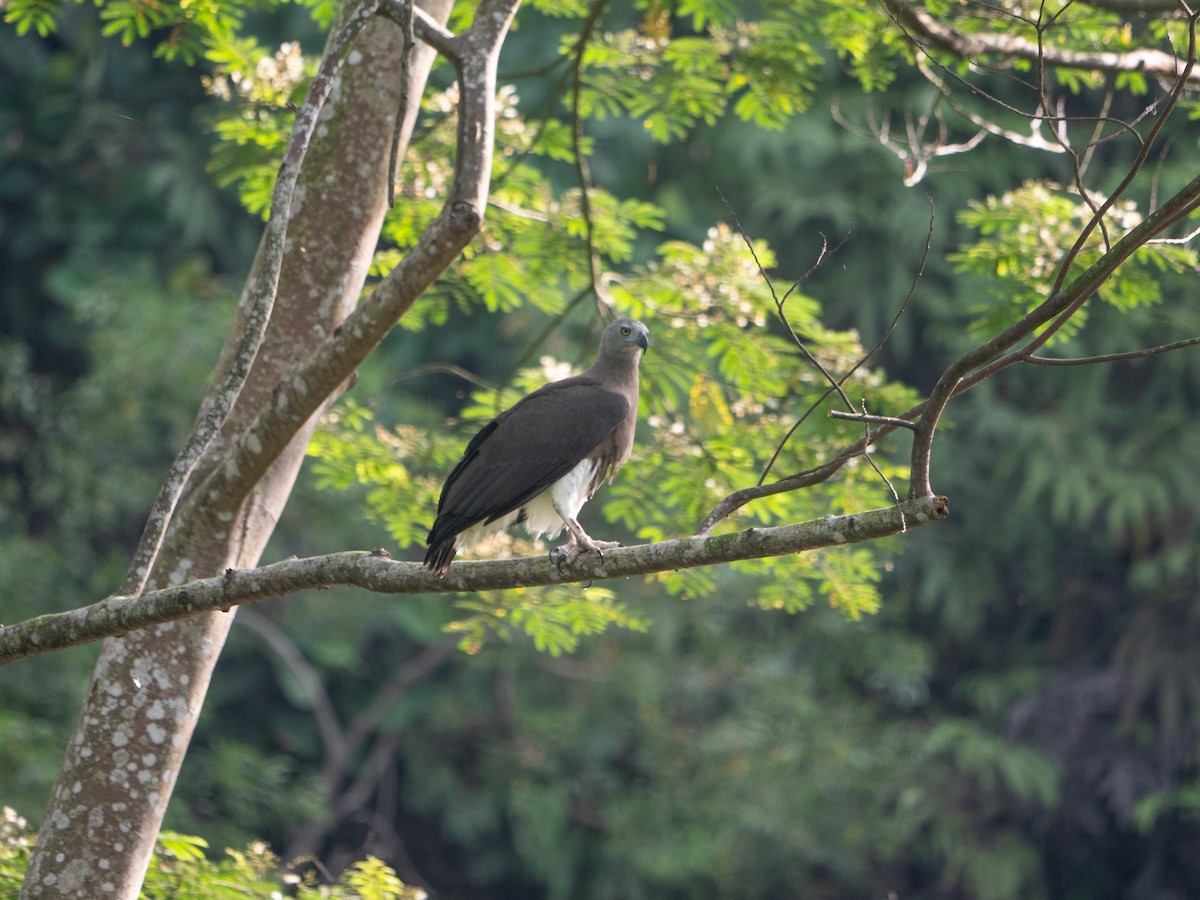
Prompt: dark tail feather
<box><xmin>424</xmin><ymin>541</ymin><xmax>456</xmax><ymax>576</ymax></box>
<box><xmin>424</xmin><ymin>518</ymin><xmax>460</xmax><ymax>576</ymax></box>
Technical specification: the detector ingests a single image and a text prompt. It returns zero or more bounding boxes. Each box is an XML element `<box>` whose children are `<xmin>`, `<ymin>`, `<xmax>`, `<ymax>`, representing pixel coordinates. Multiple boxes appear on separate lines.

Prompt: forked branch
<box><xmin>184</xmin><ymin>0</ymin><xmax>521</xmax><ymax>516</ymax></box>
<box><xmin>117</xmin><ymin>0</ymin><xmax>385</xmax><ymax>598</ymax></box>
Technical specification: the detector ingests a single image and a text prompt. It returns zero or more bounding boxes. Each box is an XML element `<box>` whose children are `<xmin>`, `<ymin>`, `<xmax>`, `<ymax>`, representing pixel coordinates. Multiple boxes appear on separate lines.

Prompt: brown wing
<box><xmin>424</xmin><ymin>376</ymin><xmax>629</xmax><ymax>567</ymax></box>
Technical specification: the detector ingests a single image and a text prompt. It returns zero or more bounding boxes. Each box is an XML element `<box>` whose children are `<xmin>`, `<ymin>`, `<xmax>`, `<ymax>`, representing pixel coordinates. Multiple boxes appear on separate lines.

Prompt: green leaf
<box><xmin>156</xmin><ymin>831</ymin><xmax>210</xmax><ymax>863</ymax></box>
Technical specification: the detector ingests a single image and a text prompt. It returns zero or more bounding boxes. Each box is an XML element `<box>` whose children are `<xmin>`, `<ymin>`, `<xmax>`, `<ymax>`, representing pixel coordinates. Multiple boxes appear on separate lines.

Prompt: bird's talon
<box><xmin>550</xmin><ymin>544</ymin><xmax>579</xmax><ymax>572</ymax></box>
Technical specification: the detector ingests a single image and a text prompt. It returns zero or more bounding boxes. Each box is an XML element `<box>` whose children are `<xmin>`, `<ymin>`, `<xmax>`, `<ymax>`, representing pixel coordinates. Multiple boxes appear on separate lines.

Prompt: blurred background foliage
<box><xmin>3</xmin><ymin>0</ymin><xmax>1200</xmax><ymax>898</ymax></box>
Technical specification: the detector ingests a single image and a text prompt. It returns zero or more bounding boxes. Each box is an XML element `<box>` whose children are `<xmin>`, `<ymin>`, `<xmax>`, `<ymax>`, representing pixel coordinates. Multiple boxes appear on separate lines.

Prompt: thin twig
<box><xmin>387</xmin><ymin>0</ymin><xmax>416</xmax><ymax>207</ymax></box>
<box><xmin>1031</xmin><ymin>5</ymin><xmax>1116</xmax><ymax>251</ymax></box>
<box><xmin>910</xmin><ymin>52</ymin><xmax>1146</xmax><ymax>156</ymax></box>
<box><xmin>754</xmin><ymin>197</ymin><xmax>934</xmax><ymax>486</ymax></box>
<box><xmin>491</xmin><ymin>285</ymin><xmax>596</xmax><ymax>416</ymax></box>
<box><xmin>834</xmin><ymin>196</ymin><xmax>934</xmax><ymax>391</ymax></box>
<box><xmin>718</xmin><ymin>188</ymin><xmax>853</xmax><ymax>411</ymax></box>
<box><xmin>570</xmin><ymin>0</ymin><xmax>612</xmax><ymax>315</ymax></box>
<box><xmin>830</xmin><ymin>410</ymin><xmax>920</xmax><ymax>430</ymax></box>
<box><xmin>238</xmin><ymin>609</ymin><xmax>347</xmax><ymax>768</ymax></box>
<box><xmin>1026</xmin><ymin>334</ymin><xmax>1200</xmax><ymax>366</ymax></box>
<box><xmin>717</xmin><ymin>190</ymin><xmax>866</xmax><ymax>491</ymax></box>
<box><xmin>853</xmin><ymin>400</ymin><xmax>907</xmax><ymax>532</ymax></box>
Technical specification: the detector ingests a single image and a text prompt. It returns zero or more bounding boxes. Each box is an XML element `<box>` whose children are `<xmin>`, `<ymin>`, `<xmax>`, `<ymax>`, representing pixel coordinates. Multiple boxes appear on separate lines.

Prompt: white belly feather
<box><xmin>524</xmin><ymin>457</ymin><xmax>600</xmax><ymax>537</ymax></box>
<box><xmin>455</xmin><ymin>457</ymin><xmax>602</xmax><ymax>551</ymax></box>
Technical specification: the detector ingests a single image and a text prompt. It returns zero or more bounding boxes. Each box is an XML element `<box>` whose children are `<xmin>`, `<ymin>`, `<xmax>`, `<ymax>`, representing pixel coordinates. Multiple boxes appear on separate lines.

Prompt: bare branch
<box><xmin>881</xmin><ymin>0</ymin><xmax>1199</xmax><ymax>81</ymax></box>
<box><xmin>1078</xmin><ymin>0</ymin><xmax>1190</xmax><ymax>15</ymax></box>
<box><xmin>833</xmin><ymin>88</ymin><xmax>989</xmax><ymax>185</ymax></box>
<box><xmin>716</xmin><ymin>190</ymin><xmax>904</xmax><ymax>510</ymax></box>
<box><xmin>1149</xmin><ymin>222</ymin><xmax>1200</xmax><ymax>244</ymax></box>
<box><xmin>700</xmin><ymin>167</ymin><xmax>1200</xmax><ymax>524</ymax></box>
<box><xmin>903</xmin><ymin>9</ymin><xmax>1200</xmax><ymax>497</ymax></box>
<box><xmin>238</xmin><ymin>610</ymin><xmax>347</xmax><ymax>768</ymax></box>
<box><xmin>696</xmin><ymin>427</ymin><xmax>898</xmax><ymax>534</ymax></box>
<box><xmin>0</xmin><ymin>496</ymin><xmax>948</xmax><ymax>665</ymax></box>
<box><xmin>830</xmin><ymin>410</ymin><xmax>919</xmax><ymax>430</ymax></box>
<box><xmin>1026</xmin><ymin>335</ymin><xmax>1200</xmax><ymax>366</ymax></box>
<box><xmin>911</xmin><ymin>56</ymin><xmax>1071</xmax><ymax>155</ymax></box>
<box><xmin>719</xmin><ymin>191</ymin><xmax>854</xmax><ymax>415</ymax></box>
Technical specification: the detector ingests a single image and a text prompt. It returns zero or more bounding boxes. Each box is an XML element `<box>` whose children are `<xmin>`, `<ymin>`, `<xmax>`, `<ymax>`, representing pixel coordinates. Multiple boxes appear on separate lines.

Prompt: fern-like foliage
<box><xmin>953</xmin><ymin>181</ymin><xmax>1199</xmax><ymax>344</ymax></box>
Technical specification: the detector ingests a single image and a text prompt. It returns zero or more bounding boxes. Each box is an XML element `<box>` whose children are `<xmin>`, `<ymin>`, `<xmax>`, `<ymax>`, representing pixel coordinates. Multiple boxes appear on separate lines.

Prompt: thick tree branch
<box><xmin>386</xmin><ymin>1</ymin><xmax>458</xmax><ymax>58</ymax></box>
<box><xmin>881</xmin><ymin>0</ymin><xmax>1199</xmax><ymax>82</ymax></box>
<box><xmin>185</xmin><ymin>0</ymin><xmax>521</xmax><ymax>521</ymax></box>
<box><xmin>118</xmin><ymin>1</ymin><xmax>383</xmax><ymax>599</ymax></box>
<box><xmin>0</xmin><ymin>496</ymin><xmax>948</xmax><ymax>665</ymax></box>
<box><xmin>19</xmin><ymin>11</ymin><xmax>446</xmax><ymax>896</ymax></box>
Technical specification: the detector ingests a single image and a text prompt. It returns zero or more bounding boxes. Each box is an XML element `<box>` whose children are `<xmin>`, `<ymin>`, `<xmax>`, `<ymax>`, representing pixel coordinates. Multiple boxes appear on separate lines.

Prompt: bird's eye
<box><xmin>620</xmin><ymin>326</ymin><xmax>630</xmax><ymax>335</ymax></box>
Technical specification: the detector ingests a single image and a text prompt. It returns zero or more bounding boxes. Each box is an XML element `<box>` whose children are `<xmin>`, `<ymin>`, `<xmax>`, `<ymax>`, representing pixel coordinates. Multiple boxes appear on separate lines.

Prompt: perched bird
<box><xmin>425</xmin><ymin>318</ymin><xmax>650</xmax><ymax>575</ymax></box>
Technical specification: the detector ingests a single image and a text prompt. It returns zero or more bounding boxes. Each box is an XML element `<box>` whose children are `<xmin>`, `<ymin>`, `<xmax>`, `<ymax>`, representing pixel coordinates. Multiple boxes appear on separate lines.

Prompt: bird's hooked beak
<box><xmin>636</xmin><ymin>331</ymin><xmax>650</xmax><ymax>352</ymax></box>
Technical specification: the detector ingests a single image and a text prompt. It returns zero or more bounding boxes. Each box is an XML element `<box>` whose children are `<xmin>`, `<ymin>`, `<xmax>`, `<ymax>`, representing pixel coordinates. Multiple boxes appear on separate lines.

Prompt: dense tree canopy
<box><xmin>3</xmin><ymin>0</ymin><xmax>1200</xmax><ymax>897</ymax></box>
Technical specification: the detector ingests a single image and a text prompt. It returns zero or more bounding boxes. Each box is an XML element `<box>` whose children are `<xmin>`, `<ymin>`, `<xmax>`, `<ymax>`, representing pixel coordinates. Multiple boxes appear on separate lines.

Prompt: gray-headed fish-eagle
<box><xmin>425</xmin><ymin>318</ymin><xmax>650</xmax><ymax>575</ymax></box>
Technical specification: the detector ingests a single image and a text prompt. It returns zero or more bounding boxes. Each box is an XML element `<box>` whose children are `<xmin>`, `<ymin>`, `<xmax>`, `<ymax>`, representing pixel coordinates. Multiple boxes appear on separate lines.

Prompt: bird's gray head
<box><xmin>601</xmin><ymin>318</ymin><xmax>650</xmax><ymax>357</ymax></box>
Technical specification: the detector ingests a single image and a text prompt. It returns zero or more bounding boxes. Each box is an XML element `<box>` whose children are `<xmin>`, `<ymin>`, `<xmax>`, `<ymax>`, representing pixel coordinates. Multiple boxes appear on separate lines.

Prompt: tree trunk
<box><xmin>20</xmin><ymin>5</ymin><xmax>451</xmax><ymax>896</ymax></box>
